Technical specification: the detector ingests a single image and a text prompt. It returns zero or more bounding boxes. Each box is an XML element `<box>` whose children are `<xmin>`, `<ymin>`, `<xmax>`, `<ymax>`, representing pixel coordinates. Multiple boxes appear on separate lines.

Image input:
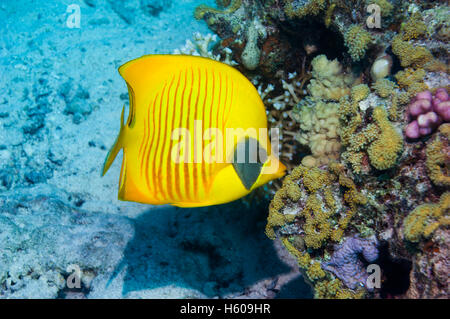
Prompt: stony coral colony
<box><xmin>187</xmin><ymin>0</ymin><xmax>450</xmax><ymax>298</ymax></box>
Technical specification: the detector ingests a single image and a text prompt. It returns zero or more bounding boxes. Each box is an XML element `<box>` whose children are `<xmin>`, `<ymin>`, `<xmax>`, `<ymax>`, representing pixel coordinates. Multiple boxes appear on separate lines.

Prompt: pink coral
<box><xmin>405</xmin><ymin>88</ymin><xmax>449</xmax><ymax>139</ymax></box>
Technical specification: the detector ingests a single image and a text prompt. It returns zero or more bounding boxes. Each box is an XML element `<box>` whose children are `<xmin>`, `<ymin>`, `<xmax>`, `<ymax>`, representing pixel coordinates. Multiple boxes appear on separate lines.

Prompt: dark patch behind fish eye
<box><xmin>232</xmin><ymin>137</ymin><xmax>267</xmax><ymax>190</ymax></box>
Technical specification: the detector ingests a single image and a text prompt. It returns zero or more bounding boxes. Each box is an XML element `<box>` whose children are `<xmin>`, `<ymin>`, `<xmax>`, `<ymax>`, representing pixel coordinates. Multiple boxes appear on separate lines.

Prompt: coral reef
<box><xmin>307</xmin><ymin>54</ymin><xmax>355</xmax><ymax>101</ymax></box>
<box><xmin>173</xmin><ymin>32</ymin><xmax>237</xmax><ymax>65</ymax></box>
<box><xmin>343</xmin><ymin>25</ymin><xmax>372</xmax><ymax>62</ymax></box>
<box><xmin>321</xmin><ymin>235</ymin><xmax>378</xmax><ymax>290</ymax></box>
<box><xmin>192</xmin><ymin>0</ymin><xmax>450</xmax><ymax>300</ymax></box>
<box><xmin>291</xmin><ymin>98</ymin><xmax>340</xmax><ymax>167</ymax></box>
<box><xmin>403</xmin><ymin>192</ymin><xmax>450</xmax><ymax>243</ymax></box>
<box><xmin>405</xmin><ymin>89</ymin><xmax>450</xmax><ymax>139</ymax></box>
<box><xmin>339</xmin><ymin>94</ymin><xmax>403</xmax><ymax>174</ymax></box>
<box><xmin>425</xmin><ymin>124</ymin><xmax>450</xmax><ymax>187</ymax></box>
<box><xmin>265</xmin><ymin>163</ymin><xmax>373</xmax><ymax>297</ymax></box>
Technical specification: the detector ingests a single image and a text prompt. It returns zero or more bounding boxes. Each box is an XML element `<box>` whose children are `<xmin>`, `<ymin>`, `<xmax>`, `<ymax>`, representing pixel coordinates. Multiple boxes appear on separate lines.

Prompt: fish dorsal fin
<box><xmin>232</xmin><ymin>137</ymin><xmax>268</xmax><ymax>190</ymax></box>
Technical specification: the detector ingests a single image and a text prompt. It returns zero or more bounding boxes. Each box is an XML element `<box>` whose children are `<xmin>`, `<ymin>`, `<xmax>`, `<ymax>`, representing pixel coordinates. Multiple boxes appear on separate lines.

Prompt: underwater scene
<box><xmin>0</xmin><ymin>0</ymin><xmax>448</xmax><ymax>300</ymax></box>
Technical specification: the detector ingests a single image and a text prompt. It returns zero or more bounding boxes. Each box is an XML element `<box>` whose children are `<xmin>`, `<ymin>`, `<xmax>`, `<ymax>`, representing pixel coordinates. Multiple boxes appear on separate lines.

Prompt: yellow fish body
<box><xmin>102</xmin><ymin>55</ymin><xmax>286</xmax><ymax>207</ymax></box>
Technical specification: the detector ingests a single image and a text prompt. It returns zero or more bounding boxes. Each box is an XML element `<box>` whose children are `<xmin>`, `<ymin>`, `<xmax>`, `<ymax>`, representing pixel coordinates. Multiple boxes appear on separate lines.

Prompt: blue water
<box><xmin>0</xmin><ymin>0</ymin><xmax>312</xmax><ymax>299</ymax></box>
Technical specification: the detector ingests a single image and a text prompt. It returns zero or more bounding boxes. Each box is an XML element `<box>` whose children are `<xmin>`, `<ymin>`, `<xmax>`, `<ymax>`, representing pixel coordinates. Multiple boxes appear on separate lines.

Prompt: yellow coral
<box><xmin>351</xmin><ymin>84</ymin><xmax>370</xmax><ymax>102</ymax></box>
<box><xmin>194</xmin><ymin>0</ymin><xmax>242</xmax><ymax>20</ymax></box>
<box><xmin>344</xmin><ymin>25</ymin><xmax>372</xmax><ymax>61</ymax></box>
<box><xmin>367</xmin><ymin>107</ymin><xmax>403</xmax><ymax>170</ymax></box>
<box><xmin>426</xmin><ymin>125</ymin><xmax>450</xmax><ymax>187</ymax></box>
<box><xmin>372</xmin><ymin>79</ymin><xmax>397</xmax><ymax>98</ymax></box>
<box><xmin>403</xmin><ymin>192</ymin><xmax>450</xmax><ymax>242</ymax></box>
<box><xmin>367</xmin><ymin>0</ymin><xmax>393</xmax><ymax>17</ymax></box>
<box><xmin>267</xmin><ymin>164</ymin><xmax>365</xmax><ymax>247</ymax></box>
<box><xmin>391</xmin><ymin>35</ymin><xmax>433</xmax><ymax>69</ymax></box>
<box><xmin>284</xmin><ymin>0</ymin><xmax>326</xmax><ymax>19</ymax></box>
<box><xmin>307</xmin><ymin>261</ymin><xmax>326</xmax><ymax>281</ymax></box>
<box><xmin>400</xmin><ymin>12</ymin><xmax>427</xmax><ymax>41</ymax></box>
<box><xmin>314</xmin><ymin>278</ymin><xmax>366</xmax><ymax>299</ymax></box>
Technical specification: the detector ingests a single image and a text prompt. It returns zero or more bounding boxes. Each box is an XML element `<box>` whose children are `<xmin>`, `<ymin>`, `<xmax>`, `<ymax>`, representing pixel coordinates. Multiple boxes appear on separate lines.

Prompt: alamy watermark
<box><xmin>66</xmin><ymin>264</ymin><xmax>82</xmax><ymax>289</ymax></box>
<box><xmin>168</xmin><ymin>121</ymin><xmax>282</xmax><ymax>174</ymax></box>
<box><xmin>66</xmin><ymin>4</ymin><xmax>81</xmax><ymax>29</ymax></box>
<box><xmin>366</xmin><ymin>4</ymin><xmax>381</xmax><ymax>29</ymax></box>
<box><xmin>366</xmin><ymin>264</ymin><xmax>381</xmax><ymax>289</ymax></box>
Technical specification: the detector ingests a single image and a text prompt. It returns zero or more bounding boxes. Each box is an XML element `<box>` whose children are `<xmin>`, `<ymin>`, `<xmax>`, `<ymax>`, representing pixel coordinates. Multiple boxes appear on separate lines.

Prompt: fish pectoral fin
<box><xmin>231</xmin><ymin>137</ymin><xmax>266</xmax><ymax>190</ymax></box>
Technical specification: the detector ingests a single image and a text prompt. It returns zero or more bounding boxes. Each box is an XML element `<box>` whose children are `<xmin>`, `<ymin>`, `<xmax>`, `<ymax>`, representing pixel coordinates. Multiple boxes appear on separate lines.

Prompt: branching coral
<box><xmin>372</xmin><ymin>79</ymin><xmax>397</xmax><ymax>99</ymax></box>
<box><xmin>307</xmin><ymin>54</ymin><xmax>356</xmax><ymax>101</ymax></box>
<box><xmin>291</xmin><ymin>98</ymin><xmax>341</xmax><ymax>167</ymax></box>
<box><xmin>403</xmin><ymin>192</ymin><xmax>450</xmax><ymax>242</ymax></box>
<box><xmin>343</xmin><ymin>25</ymin><xmax>372</xmax><ymax>62</ymax></box>
<box><xmin>367</xmin><ymin>106</ymin><xmax>403</xmax><ymax>170</ymax></box>
<box><xmin>339</xmin><ymin>94</ymin><xmax>402</xmax><ymax>173</ymax></box>
<box><xmin>173</xmin><ymin>32</ymin><xmax>237</xmax><ymax>65</ymax></box>
<box><xmin>400</xmin><ymin>12</ymin><xmax>427</xmax><ymax>41</ymax></box>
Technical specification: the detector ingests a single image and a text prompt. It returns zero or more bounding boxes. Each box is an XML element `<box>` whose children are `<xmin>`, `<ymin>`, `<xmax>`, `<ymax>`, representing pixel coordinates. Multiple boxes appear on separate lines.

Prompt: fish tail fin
<box><xmin>101</xmin><ymin>105</ymin><xmax>126</xmax><ymax>176</ymax></box>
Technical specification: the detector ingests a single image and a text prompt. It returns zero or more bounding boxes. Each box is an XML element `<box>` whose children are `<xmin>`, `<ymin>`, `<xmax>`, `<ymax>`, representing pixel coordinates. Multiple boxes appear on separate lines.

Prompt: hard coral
<box><xmin>367</xmin><ymin>106</ymin><xmax>403</xmax><ymax>170</ymax></box>
<box><xmin>283</xmin><ymin>0</ymin><xmax>327</xmax><ymax>19</ymax></box>
<box><xmin>405</xmin><ymin>88</ymin><xmax>449</xmax><ymax>139</ymax></box>
<box><xmin>292</xmin><ymin>98</ymin><xmax>341</xmax><ymax>167</ymax></box>
<box><xmin>322</xmin><ymin>235</ymin><xmax>379</xmax><ymax>290</ymax></box>
<box><xmin>343</xmin><ymin>25</ymin><xmax>372</xmax><ymax>62</ymax></box>
<box><xmin>403</xmin><ymin>192</ymin><xmax>450</xmax><ymax>242</ymax></box>
<box><xmin>425</xmin><ymin>124</ymin><xmax>450</xmax><ymax>187</ymax></box>
<box><xmin>307</xmin><ymin>54</ymin><xmax>355</xmax><ymax>101</ymax></box>
<box><xmin>391</xmin><ymin>35</ymin><xmax>434</xmax><ymax>69</ymax></box>
<box><xmin>339</xmin><ymin>94</ymin><xmax>402</xmax><ymax>173</ymax></box>
<box><xmin>267</xmin><ymin>163</ymin><xmax>369</xmax><ymax>298</ymax></box>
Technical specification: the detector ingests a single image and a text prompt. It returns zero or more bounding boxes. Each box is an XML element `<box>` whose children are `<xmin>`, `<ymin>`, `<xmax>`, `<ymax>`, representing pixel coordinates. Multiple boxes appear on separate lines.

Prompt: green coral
<box><xmin>400</xmin><ymin>12</ymin><xmax>427</xmax><ymax>41</ymax></box>
<box><xmin>403</xmin><ymin>192</ymin><xmax>450</xmax><ymax>242</ymax></box>
<box><xmin>392</xmin><ymin>35</ymin><xmax>433</xmax><ymax>69</ymax></box>
<box><xmin>367</xmin><ymin>0</ymin><xmax>393</xmax><ymax>17</ymax></box>
<box><xmin>344</xmin><ymin>25</ymin><xmax>372</xmax><ymax>61</ymax></box>
<box><xmin>372</xmin><ymin>79</ymin><xmax>397</xmax><ymax>98</ymax></box>
<box><xmin>351</xmin><ymin>84</ymin><xmax>370</xmax><ymax>103</ymax></box>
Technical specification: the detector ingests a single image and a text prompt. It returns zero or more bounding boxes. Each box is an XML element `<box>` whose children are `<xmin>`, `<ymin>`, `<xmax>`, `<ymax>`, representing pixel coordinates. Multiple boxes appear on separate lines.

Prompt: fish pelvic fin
<box><xmin>101</xmin><ymin>105</ymin><xmax>126</xmax><ymax>176</ymax></box>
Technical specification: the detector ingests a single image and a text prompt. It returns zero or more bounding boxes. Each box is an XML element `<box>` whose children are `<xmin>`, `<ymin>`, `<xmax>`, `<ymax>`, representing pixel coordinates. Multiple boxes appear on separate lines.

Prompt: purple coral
<box><xmin>322</xmin><ymin>235</ymin><xmax>379</xmax><ymax>290</ymax></box>
<box><xmin>405</xmin><ymin>88</ymin><xmax>449</xmax><ymax>139</ymax></box>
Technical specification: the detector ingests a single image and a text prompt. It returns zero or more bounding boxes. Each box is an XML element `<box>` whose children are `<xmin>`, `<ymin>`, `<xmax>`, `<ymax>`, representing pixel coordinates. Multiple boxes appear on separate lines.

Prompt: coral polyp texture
<box><xmin>193</xmin><ymin>0</ymin><xmax>449</xmax><ymax>299</ymax></box>
<box><xmin>321</xmin><ymin>235</ymin><xmax>378</xmax><ymax>290</ymax></box>
<box><xmin>405</xmin><ymin>89</ymin><xmax>450</xmax><ymax>139</ymax></box>
<box><xmin>2</xmin><ymin>0</ymin><xmax>450</xmax><ymax>300</ymax></box>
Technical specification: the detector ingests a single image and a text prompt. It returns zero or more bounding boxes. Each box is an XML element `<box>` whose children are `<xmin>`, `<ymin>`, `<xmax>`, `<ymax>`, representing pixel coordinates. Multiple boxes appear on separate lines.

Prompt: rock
<box><xmin>0</xmin><ymin>185</ymin><xmax>133</xmax><ymax>298</ymax></box>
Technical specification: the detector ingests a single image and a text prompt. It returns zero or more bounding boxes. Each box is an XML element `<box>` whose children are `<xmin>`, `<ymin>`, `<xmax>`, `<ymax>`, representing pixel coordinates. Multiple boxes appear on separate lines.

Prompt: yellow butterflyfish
<box><xmin>102</xmin><ymin>55</ymin><xmax>286</xmax><ymax>207</ymax></box>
